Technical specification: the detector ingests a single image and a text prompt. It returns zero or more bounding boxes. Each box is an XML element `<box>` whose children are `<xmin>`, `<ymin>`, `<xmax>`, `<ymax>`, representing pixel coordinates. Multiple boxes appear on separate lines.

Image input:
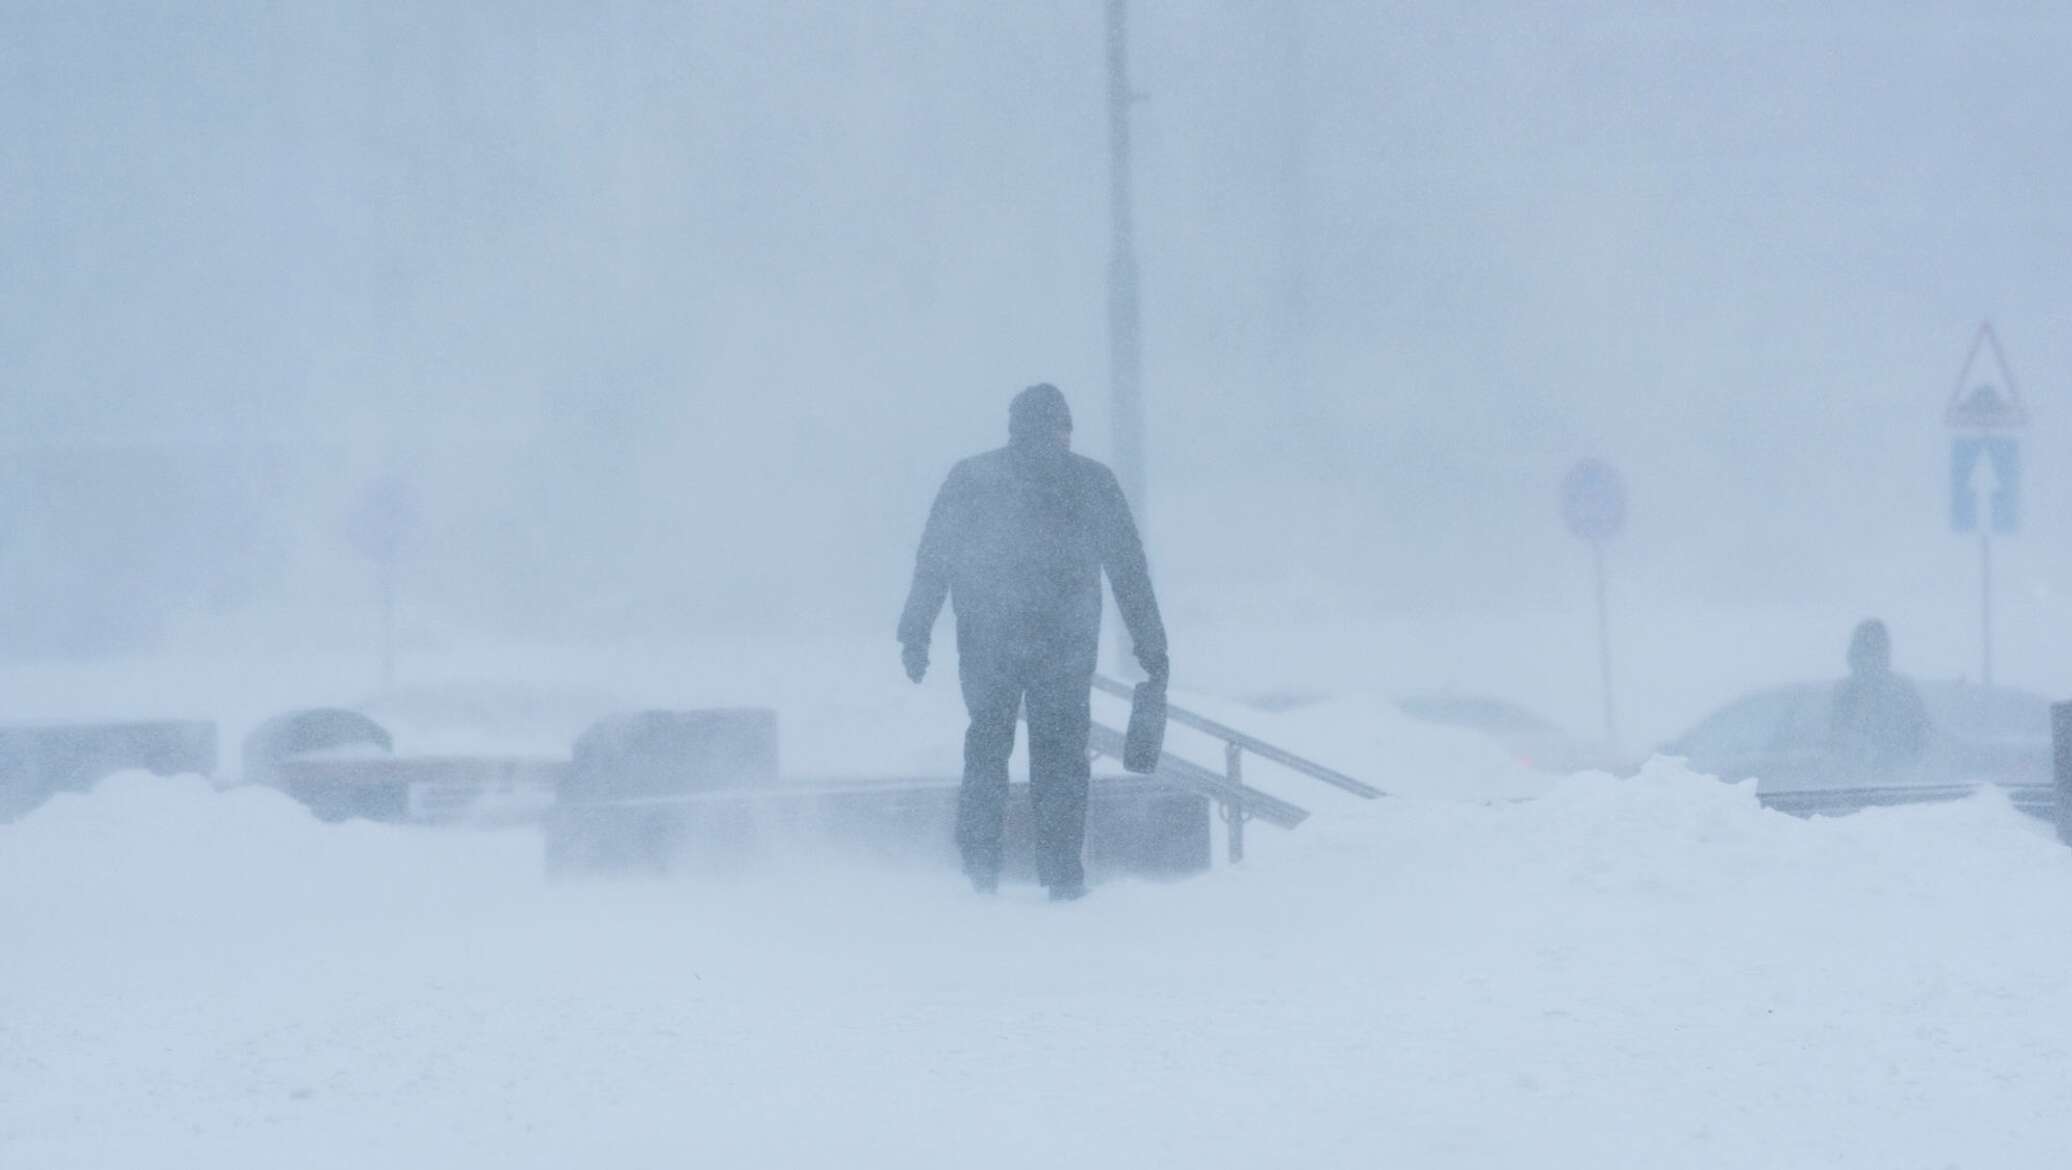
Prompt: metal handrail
<box><xmin>1092</xmin><ymin>674</ymin><xmax>1383</xmax><ymax>799</ymax></box>
<box><xmin>1086</xmin><ymin>721</ymin><xmax>1308</xmax><ymax>829</ymax></box>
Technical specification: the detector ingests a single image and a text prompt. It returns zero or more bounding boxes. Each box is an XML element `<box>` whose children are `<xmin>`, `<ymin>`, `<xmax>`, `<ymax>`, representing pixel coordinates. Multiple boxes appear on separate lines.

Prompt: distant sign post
<box><xmin>1945</xmin><ymin>322</ymin><xmax>2028</xmax><ymax>689</ymax></box>
<box><xmin>1562</xmin><ymin>458</ymin><xmax>1627</xmax><ymax>744</ymax></box>
<box><xmin>346</xmin><ymin>472</ymin><xmax>421</xmax><ymax>691</ymax></box>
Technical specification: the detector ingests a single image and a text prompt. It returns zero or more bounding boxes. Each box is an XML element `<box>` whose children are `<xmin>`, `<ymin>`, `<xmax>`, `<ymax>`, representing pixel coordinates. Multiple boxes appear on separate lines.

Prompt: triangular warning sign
<box><xmin>1945</xmin><ymin>321</ymin><xmax>2030</xmax><ymax>431</ymax></box>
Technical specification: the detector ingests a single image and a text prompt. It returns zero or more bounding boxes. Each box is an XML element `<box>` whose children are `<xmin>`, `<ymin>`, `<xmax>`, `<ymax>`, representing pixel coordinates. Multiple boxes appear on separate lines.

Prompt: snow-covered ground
<box><xmin>5</xmin><ymin>607</ymin><xmax>2071</xmax><ymax>1168</ymax></box>
<box><xmin>8</xmin><ymin>733</ymin><xmax>2072</xmax><ymax>1166</ymax></box>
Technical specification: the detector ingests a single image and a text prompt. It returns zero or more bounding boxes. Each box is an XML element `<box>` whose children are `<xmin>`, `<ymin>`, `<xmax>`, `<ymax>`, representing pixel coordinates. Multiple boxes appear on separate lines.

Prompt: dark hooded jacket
<box><xmin>898</xmin><ymin>442</ymin><xmax>1164</xmax><ymax>676</ymax></box>
<box><xmin>1829</xmin><ymin>620</ymin><xmax>1930</xmax><ymax>768</ymax></box>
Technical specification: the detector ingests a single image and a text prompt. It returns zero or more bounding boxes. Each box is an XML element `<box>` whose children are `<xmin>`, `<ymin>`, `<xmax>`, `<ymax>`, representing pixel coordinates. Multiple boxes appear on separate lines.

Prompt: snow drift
<box><xmin>7</xmin><ymin>757</ymin><xmax>2072</xmax><ymax>1169</ymax></box>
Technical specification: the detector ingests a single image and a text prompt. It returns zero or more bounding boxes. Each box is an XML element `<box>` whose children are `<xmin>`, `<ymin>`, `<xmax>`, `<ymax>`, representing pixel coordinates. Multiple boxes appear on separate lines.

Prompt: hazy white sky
<box><xmin>4</xmin><ymin>1</ymin><xmax>2070</xmax><ymax>651</ymax></box>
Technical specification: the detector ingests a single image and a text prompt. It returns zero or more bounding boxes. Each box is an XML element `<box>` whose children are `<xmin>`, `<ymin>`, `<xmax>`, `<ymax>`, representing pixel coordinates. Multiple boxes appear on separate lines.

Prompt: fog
<box><xmin>6</xmin><ymin>2</ymin><xmax>2072</xmax><ymax>706</ymax></box>
<box><xmin>17</xmin><ymin>9</ymin><xmax>2072</xmax><ymax>1165</ymax></box>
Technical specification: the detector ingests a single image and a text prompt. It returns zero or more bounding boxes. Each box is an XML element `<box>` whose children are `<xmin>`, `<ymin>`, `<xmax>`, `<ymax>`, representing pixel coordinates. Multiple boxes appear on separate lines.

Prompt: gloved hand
<box><xmin>901</xmin><ymin>641</ymin><xmax>929</xmax><ymax>684</ymax></box>
<box><xmin>1138</xmin><ymin>648</ymin><xmax>1170</xmax><ymax>688</ymax></box>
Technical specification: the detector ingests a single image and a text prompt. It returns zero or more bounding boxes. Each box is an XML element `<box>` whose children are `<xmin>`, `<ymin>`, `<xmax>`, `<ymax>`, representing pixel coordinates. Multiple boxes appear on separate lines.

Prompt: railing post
<box><xmin>1225</xmin><ymin>742</ymin><xmax>1246</xmax><ymax>864</ymax></box>
<box><xmin>2054</xmin><ymin>702</ymin><xmax>2072</xmax><ymax>846</ymax></box>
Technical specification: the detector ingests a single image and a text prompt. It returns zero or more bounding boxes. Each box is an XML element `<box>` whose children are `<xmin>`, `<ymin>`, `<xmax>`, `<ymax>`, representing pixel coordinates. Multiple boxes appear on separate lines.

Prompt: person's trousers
<box><xmin>957</xmin><ymin>652</ymin><xmax>1093</xmax><ymax>889</ymax></box>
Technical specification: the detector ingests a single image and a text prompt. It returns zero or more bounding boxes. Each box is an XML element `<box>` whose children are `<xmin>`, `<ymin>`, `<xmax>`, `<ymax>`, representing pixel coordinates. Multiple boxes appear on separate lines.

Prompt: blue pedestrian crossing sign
<box><xmin>1951</xmin><ymin>436</ymin><xmax>2019</xmax><ymax>534</ymax></box>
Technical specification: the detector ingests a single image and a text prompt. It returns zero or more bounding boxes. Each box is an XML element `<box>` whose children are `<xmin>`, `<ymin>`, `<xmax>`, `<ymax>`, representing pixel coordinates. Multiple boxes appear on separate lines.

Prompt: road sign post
<box><xmin>346</xmin><ymin>472</ymin><xmax>421</xmax><ymax>692</ymax></box>
<box><xmin>1562</xmin><ymin>458</ymin><xmax>1627</xmax><ymax>745</ymax></box>
<box><xmin>1945</xmin><ymin>323</ymin><xmax>2028</xmax><ymax>689</ymax></box>
<box><xmin>1980</xmin><ymin>526</ymin><xmax>1993</xmax><ymax>688</ymax></box>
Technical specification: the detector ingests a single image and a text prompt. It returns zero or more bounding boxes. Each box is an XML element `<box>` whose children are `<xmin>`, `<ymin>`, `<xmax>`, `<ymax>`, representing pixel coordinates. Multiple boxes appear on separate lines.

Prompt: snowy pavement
<box><xmin>8</xmin><ymin>759</ymin><xmax>2072</xmax><ymax>1169</ymax></box>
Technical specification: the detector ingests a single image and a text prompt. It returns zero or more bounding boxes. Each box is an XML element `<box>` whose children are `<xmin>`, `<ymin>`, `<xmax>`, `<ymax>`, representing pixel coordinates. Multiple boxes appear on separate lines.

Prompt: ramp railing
<box><xmin>1089</xmin><ymin>673</ymin><xmax>1382</xmax><ymax>863</ymax></box>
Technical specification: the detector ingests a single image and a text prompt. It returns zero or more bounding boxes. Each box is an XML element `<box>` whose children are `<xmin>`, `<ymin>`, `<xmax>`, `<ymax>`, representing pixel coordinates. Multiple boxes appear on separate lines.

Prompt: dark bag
<box><xmin>1123</xmin><ymin>682</ymin><xmax>1167</xmax><ymax>774</ymax></box>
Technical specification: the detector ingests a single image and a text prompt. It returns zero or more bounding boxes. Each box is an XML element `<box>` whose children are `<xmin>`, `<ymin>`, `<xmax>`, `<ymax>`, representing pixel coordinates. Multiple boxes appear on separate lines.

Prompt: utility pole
<box><xmin>1106</xmin><ymin>0</ymin><xmax>1147</xmax><ymax>676</ymax></box>
<box><xmin>1106</xmin><ymin>0</ymin><xmax>1145</xmax><ymax>528</ymax></box>
<box><xmin>1273</xmin><ymin>1</ymin><xmax>1311</xmax><ymax>403</ymax></box>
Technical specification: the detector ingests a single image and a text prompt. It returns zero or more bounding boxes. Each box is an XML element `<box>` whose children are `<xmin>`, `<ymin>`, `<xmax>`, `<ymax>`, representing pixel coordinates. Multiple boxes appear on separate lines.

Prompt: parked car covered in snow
<box><xmin>1393</xmin><ymin>693</ymin><xmax>1628</xmax><ymax>776</ymax></box>
<box><xmin>1250</xmin><ymin>688</ymin><xmax>1624</xmax><ymax>777</ymax></box>
<box><xmin>1660</xmin><ymin>680</ymin><xmax>2051</xmax><ymax>794</ymax></box>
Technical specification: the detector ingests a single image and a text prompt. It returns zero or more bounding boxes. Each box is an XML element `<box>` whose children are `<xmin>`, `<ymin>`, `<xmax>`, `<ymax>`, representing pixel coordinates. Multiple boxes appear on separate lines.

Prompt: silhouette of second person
<box><xmin>1828</xmin><ymin>619</ymin><xmax>1930</xmax><ymax>772</ymax></box>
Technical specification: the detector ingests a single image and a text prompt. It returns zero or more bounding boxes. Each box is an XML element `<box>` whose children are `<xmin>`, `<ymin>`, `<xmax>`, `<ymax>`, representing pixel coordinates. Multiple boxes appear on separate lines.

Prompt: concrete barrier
<box><xmin>0</xmin><ymin>720</ymin><xmax>218</xmax><ymax>823</ymax></box>
<box><xmin>564</xmin><ymin>709</ymin><xmax>779</xmax><ymax>803</ymax></box>
<box><xmin>544</xmin><ymin>775</ymin><xmax>1212</xmax><ymax>883</ymax></box>
<box><xmin>273</xmin><ymin>754</ymin><xmax>565</xmax><ymax>825</ymax></box>
<box><xmin>246</xmin><ymin>708</ymin><xmax>561</xmax><ymax>825</ymax></box>
<box><xmin>242</xmin><ymin>708</ymin><xmax>393</xmax><ymax>788</ymax></box>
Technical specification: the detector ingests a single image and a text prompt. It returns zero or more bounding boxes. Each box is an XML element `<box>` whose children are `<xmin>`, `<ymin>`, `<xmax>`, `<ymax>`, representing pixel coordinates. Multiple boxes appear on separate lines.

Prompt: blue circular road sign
<box><xmin>1561</xmin><ymin>458</ymin><xmax>1627</xmax><ymax>542</ymax></box>
<box><xmin>345</xmin><ymin>472</ymin><xmax>422</xmax><ymax>563</ymax></box>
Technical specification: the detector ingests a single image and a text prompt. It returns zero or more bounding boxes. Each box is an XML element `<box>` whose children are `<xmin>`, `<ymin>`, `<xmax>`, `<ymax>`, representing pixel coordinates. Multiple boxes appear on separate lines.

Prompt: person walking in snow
<box><xmin>898</xmin><ymin>383</ymin><xmax>1167</xmax><ymax>901</ymax></box>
